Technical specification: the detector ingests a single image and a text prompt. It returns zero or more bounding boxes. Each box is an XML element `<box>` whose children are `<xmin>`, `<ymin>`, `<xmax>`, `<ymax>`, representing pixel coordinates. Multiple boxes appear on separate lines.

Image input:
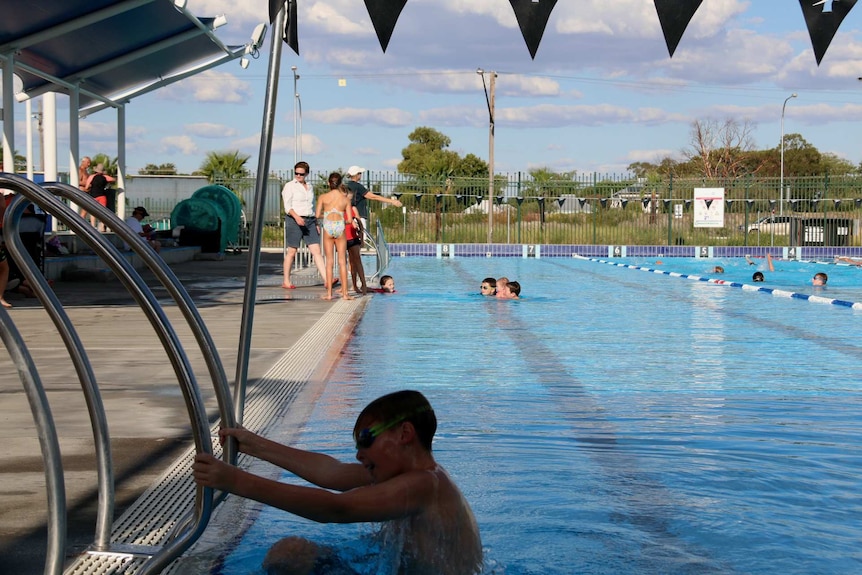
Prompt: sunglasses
<box><xmin>481</xmin><ymin>285</ymin><xmax>493</xmax><ymax>290</ymax></box>
<box><xmin>354</xmin><ymin>406</ymin><xmax>433</xmax><ymax>449</ymax></box>
<box><xmin>295</xmin><ymin>172</ymin><xmax>307</xmax><ymax>176</ymax></box>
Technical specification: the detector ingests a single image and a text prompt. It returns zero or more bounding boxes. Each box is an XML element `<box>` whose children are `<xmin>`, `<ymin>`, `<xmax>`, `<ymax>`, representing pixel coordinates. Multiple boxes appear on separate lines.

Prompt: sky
<box><xmin>11</xmin><ymin>0</ymin><xmax>862</xmax><ymax>177</ymax></box>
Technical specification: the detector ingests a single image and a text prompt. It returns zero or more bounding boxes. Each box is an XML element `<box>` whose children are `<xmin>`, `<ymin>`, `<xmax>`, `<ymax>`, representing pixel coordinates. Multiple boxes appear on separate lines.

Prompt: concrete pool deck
<box><xmin>0</xmin><ymin>250</ymin><xmax>368</xmax><ymax>574</ymax></box>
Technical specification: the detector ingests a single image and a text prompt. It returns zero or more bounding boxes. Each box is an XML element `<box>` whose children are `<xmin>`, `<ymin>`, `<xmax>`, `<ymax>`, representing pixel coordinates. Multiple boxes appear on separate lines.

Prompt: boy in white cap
<box><xmin>345</xmin><ymin>166</ymin><xmax>402</xmax><ymax>232</ymax></box>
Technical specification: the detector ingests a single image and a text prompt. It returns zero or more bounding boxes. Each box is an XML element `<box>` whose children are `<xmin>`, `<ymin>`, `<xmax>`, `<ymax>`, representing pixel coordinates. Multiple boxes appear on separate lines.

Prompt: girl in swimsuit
<box><xmin>322</xmin><ymin>209</ymin><xmax>346</xmax><ymax>239</ymax></box>
<box><xmin>316</xmin><ymin>173</ymin><xmax>353</xmax><ymax>300</ymax></box>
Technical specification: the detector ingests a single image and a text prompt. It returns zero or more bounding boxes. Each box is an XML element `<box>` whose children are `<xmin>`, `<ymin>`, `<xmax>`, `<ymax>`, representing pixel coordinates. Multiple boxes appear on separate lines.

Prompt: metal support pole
<box><xmin>234</xmin><ymin>11</ymin><xmax>282</xmax><ymax>424</ymax></box>
<box><xmin>292</xmin><ymin>65</ymin><xmax>300</xmax><ymax>165</ymax></box>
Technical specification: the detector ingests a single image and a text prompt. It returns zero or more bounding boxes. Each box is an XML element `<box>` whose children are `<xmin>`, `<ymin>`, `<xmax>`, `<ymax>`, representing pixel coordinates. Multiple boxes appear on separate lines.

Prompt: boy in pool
<box><xmin>192</xmin><ymin>390</ymin><xmax>483</xmax><ymax>575</ymax></box>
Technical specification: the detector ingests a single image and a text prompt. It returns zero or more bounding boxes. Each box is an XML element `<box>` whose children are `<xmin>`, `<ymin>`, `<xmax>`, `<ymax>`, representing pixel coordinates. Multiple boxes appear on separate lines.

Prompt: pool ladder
<box><xmin>0</xmin><ymin>175</ymin><xmax>238</xmax><ymax>575</ymax></box>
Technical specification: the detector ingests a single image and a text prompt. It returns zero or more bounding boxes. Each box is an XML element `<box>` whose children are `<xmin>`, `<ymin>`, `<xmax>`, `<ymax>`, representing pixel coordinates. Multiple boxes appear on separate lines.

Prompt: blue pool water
<box><xmin>219</xmin><ymin>257</ymin><xmax>862</xmax><ymax>574</ymax></box>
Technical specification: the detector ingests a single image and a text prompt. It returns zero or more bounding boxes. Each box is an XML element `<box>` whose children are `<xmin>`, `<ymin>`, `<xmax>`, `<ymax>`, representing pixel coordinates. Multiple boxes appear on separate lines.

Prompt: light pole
<box><xmin>477</xmin><ymin>68</ymin><xmax>496</xmax><ymax>244</ymax></box>
<box><xmin>291</xmin><ymin>66</ymin><xmax>302</xmax><ymax>165</ymax></box>
<box><xmin>779</xmin><ymin>92</ymin><xmax>796</xmax><ymax>216</ymax></box>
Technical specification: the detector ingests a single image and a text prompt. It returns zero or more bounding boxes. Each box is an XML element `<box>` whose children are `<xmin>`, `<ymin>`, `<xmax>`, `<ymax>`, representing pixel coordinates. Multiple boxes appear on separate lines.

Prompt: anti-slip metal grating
<box><xmin>64</xmin><ymin>298</ymin><xmax>366</xmax><ymax>575</ymax></box>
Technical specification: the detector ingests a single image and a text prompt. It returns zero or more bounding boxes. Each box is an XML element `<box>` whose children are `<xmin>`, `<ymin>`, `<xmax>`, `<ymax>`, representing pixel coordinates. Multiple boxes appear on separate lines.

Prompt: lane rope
<box><xmin>576</xmin><ymin>256</ymin><xmax>862</xmax><ymax>311</ymax></box>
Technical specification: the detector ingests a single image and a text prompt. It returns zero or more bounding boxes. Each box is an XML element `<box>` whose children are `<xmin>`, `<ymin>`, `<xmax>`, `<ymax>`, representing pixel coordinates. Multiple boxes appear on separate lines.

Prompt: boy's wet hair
<box><xmin>355</xmin><ymin>390</ymin><xmax>437</xmax><ymax>451</ymax></box>
<box><xmin>507</xmin><ymin>281</ymin><xmax>521</xmax><ymax>296</ymax></box>
<box><xmin>482</xmin><ymin>277</ymin><xmax>496</xmax><ymax>287</ymax></box>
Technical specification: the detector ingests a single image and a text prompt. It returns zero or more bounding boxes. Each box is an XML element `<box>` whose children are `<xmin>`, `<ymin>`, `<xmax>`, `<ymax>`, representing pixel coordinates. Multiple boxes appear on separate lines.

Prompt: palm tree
<box><xmin>91</xmin><ymin>153</ymin><xmax>119</xmax><ymax>177</ymax></box>
<box><xmin>196</xmin><ymin>150</ymin><xmax>250</xmax><ymax>183</ymax></box>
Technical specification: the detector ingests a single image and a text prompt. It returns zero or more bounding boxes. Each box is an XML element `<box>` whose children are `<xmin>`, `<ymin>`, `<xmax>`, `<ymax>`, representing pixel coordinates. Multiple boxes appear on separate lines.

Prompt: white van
<box><xmin>747</xmin><ymin>215</ymin><xmax>793</xmax><ymax>235</ymax></box>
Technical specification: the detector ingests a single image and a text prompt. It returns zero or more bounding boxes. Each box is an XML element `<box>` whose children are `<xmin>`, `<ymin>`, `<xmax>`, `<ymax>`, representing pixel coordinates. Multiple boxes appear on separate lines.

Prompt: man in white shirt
<box><xmin>281</xmin><ymin>161</ymin><xmax>327</xmax><ymax>289</ymax></box>
<box><xmin>124</xmin><ymin>206</ymin><xmax>161</xmax><ymax>252</ymax></box>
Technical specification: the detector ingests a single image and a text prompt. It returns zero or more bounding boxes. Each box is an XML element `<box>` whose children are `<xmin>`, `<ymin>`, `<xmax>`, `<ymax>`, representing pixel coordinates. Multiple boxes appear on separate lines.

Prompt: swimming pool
<box><xmin>214</xmin><ymin>257</ymin><xmax>862</xmax><ymax>574</ymax></box>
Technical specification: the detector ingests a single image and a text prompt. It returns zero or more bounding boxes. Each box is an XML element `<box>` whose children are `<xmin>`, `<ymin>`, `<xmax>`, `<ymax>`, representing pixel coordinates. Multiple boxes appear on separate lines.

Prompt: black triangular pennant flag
<box><xmin>705</xmin><ymin>199</ymin><xmax>713</xmax><ymax>209</ymax></box>
<box><xmin>799</xmin><ymin>0</ymin><xmax>857</xmax><ymax>65</ymax></box>
<box><xmin>283</xmin><ymin>0</ymin><xmax>299</xmax><ymax>55</ymax></box>
<box><xmin>653</xmin><ymin>0</ymin><xmax>703</xmax><ymax>57</ymax></box>
<box><xmin>268</xmin><ymin>0</ymin><xmax>283</xmax><ymax>24</ymax></box>
<box><xmin>556</xmin><ymin>197</ymin><xmax>565</xmax><ymax>208</ymax></box>
<box><xmin>364</xmin><ymin>0</ymin><xmax>409</xmax><ymax>52</ymax></box>
<box><xmin>509</xmin><ymin>0</ymin><xmax>559</xmax><ymax>59</ymax></box>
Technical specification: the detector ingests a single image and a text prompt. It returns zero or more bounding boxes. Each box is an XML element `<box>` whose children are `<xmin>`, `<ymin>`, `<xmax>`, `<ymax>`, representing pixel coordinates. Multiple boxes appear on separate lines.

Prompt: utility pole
<box><xmin>478</xmin><ymin>68</ymin><xmax>496</xmax><ymax>244</ymax></box>
<box><xmin>779</xmin><ymin>93</ymin><xmax>796</xmax><ymax>216</ymax></box>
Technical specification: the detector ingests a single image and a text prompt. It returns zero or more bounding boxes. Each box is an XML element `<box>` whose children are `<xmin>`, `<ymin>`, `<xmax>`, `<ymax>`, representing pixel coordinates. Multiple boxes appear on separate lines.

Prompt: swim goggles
<box><xmin>354</xmin><ymin>405</ymin><xmax>433</xmax><ymax>449</ymax></box>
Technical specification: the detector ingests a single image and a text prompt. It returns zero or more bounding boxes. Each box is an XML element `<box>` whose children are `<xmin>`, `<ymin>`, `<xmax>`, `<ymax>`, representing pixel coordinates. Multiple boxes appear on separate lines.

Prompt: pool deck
<box><xmin>0</xmin><ymin>250</ymin><xmax>367</xmax><ymax>574</ymax></box>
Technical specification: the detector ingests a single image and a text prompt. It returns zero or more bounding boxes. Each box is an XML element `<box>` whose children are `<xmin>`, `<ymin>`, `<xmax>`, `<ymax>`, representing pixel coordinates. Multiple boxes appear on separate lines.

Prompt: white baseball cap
<box><xmin>346</xmin><ymin>165</ymin><xmax>366</xmax><ymax>176</ymax></box>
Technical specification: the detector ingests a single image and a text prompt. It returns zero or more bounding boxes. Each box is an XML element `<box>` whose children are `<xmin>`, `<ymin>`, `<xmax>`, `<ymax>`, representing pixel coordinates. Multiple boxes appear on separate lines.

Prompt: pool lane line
<box><xmin>446</xmin><ymin>260</ymin><xmax>736</xmax><ymax>571</ymax></box>
<box><xmin>575</xmin><ymin>256</ymin><xmax>862</xmax><ymax>311</ymax></box>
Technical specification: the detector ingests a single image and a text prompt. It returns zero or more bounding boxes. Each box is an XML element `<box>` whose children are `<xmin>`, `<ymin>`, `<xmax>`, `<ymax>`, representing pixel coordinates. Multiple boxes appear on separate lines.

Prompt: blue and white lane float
<box><xmin>578</xmin><ymin>256</ymin><xmax>862</xmax><ymax>311</ymax></box>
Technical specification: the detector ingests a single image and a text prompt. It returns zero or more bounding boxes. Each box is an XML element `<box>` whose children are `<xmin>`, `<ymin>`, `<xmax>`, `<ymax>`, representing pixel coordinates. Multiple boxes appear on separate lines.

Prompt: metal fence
<box><xmin>128</xmin><ymin>172</ymin><xmax>862</xmax><ymax>249</ymax></box>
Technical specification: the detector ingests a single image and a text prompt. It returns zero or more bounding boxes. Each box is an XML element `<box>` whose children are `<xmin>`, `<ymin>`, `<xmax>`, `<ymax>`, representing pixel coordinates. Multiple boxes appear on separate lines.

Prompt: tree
<box><xmin>779</xmin><ymin>133</ymin><xmax>823</xmax><ymax>176</ymax></box>
<box><xmin>139</xmin><ymin>163</ymin><xmax>177</xmax><ymax>175</ymax></box>
<box><xmin>683</xmin><ymin>118</ymin><xmax>763</xmax><ymax>179</ymax></box>
<box><xmin>91</xmin><ymin>153</ymin><xmax>118</xmax><ymax>177</ymax></box>
<box><xmin>523</xmin><ymin>167</ymin><xmax>579</xmax><ymax>199</ymax></box>
<box><xmin>452</xmin><ymin>153</ymin><xmax>488</xmax><ymax>178</ymax></box>
<box><xmin>196</xmin><ymin>150</ymin><xmax>250</xmax><ymax>183</ymax></box>
<box><xmin>397</xmin><ymin>127</ymin><xmax>461</xmax><ymax>178</ymax></box>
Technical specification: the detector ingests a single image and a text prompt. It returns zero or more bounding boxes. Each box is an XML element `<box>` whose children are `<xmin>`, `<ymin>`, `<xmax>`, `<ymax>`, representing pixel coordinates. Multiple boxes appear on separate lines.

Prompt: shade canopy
<box><xmin>0</xmin><ymin>0</ymin><xmax>258</xmax><ymax>115</ymax></box>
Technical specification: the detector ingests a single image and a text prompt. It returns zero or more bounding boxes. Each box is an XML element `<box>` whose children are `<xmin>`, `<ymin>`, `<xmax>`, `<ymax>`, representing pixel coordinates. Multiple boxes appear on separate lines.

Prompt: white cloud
<box><xmin>80</xmin><ymin>121</ymin><xmax>120</xmax><ymax>139</ymax></box>
<box><xmin>497</xmin><ymin>103</ymin><xmax>689</xmax><ymax>128</ymax></box>
<box><xmin>160</xmin><ymin>70</ymin><xmax>252</xmax><ymax>104</ymax></box>
<box><xmin>305</xmin><ymin>107</ymin><xmax>413</xmax><ymax>126</ymax></box>
<box><xmin>380</xmin><ymin>156</ymin><xmax>402</xmax><ymax>169</ymax></box>
<box><xmin>436</xmin><ymin>0</ymin><xmax>517</xmax><ymax>28</ymax></box>
<box><xmin>231</xmin><ymin>133</ymin><xmax>326</xmax><ymax>156</ymax></box>
<box><xmin>186</xmin><ymin>123</ymin><xmax>239</xmax><ymax>138</ymax></box>
<box><xmin>623</xmin><ymin>148</ymin><xmax>680</xmax><ymax>163</ymax></box>
<box><xmin>161</xmin><ymin>135</ymin><xmax>198</xmax><ymax>155</ymax></box>
<box><xmin>306</xmin><ymin>1</ymin><xmax>369</xmax><ymax>36</ymax></box>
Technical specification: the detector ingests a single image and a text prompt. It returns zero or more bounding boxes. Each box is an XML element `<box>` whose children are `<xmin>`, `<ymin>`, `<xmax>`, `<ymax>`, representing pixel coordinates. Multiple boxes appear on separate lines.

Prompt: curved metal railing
<box><xmin>370</xmin><ymin>219</ymin><xmax>391</xmax><ymax>282</ymax></box>
<box><xmin>0</xmin><ymin>174</ymin><xmax>238</xmax><ymax>573</ymax></box>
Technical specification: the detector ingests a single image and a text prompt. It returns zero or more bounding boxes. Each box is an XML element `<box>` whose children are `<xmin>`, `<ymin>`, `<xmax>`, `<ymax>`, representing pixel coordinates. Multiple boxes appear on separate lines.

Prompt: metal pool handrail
<box><xmin>373</xmin><ymin>219</ymin><xmax>391</xmax><ymax>281</ymax></box>
<box><xmin>0</xmin><ymin>309</ymin><xmax>66</xmax><ymax>575</ymax></box>
<box><xmin>0</xmin><ymin>175</ymin><xmax>231</xmax><ymax>572</ymax></box>
<box><xmin>9</xmin><ymin>192</ymin><xmax>117</xmax><ymax>522</ymax></box>
<box><xmin>42</xmin><ymin>183</ymin><xmax>239</xmax><ymax>572</ymax></box>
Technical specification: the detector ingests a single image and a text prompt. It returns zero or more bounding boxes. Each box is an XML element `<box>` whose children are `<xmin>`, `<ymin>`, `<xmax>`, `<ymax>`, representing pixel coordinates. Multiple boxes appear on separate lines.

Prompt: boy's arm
<box><xmin>365</xmin><ymin>190</ymin><xmax>402</xmax><ymax>208</ymax></box>
<box><xmin>222</xmin><ymin>427</ymin><xmax>370</xmax><ymax>491</ymax></box>
<box><xmin>193</xmin><ymin>454</ymin><xmax>434</xmax><ymax>523</ymax></box>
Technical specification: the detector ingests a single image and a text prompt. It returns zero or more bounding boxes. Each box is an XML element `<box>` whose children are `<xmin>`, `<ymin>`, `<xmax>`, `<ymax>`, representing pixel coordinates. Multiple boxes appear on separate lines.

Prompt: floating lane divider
<box><xmin>576</xmin><ymin>256</ymin><xmax>862</xmax><ymax>311</ymax></box>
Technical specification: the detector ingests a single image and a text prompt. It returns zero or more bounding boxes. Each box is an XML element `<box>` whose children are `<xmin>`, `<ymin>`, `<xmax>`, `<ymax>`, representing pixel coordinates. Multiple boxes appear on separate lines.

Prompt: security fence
<box><xmin>130</xmin><ymin>171</ymin><xmax>862</xmax><ymax>249</ymax></box>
